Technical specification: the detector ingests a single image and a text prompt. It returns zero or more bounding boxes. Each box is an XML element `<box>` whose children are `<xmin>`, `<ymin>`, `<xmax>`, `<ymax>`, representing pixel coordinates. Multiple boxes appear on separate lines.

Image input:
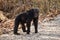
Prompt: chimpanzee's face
<box><xmin>33</xmin><ymin>9</ymin><xmax>39</xmax><ymax>18</ymax></box>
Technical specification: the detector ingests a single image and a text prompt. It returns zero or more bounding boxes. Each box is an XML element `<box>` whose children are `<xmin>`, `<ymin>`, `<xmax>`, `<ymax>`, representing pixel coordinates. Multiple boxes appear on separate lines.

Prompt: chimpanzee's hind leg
<box><xmin>14</xmin><ymin>20</ymin><xmax>20</xmax><ymax>35</ymax></box>
<box><xmin>21</xmin><ymin>23</ymin><xmax>26</xmax><ymax>32</ymax></box>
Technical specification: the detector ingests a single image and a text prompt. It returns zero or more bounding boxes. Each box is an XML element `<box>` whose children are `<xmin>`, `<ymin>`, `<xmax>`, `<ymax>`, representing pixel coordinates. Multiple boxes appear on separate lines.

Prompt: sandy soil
<box><xmin>0</xmin><ymin>14</ymin><xmax>60</xmax><ymax>40</ymax></box>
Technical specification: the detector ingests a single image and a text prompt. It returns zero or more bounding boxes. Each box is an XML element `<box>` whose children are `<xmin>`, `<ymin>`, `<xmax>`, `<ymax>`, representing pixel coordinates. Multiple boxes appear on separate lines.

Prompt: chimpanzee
<box><xmin>14</xmin><ymin>8</ymin><xmax>39</xmax><ymax>35</ymax></box>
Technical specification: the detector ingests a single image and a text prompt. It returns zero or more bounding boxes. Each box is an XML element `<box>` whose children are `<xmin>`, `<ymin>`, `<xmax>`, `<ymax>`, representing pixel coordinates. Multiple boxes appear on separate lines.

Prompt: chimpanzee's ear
<box><xmin>27</xmin><ymin>9</ymin><xmax>33</xmax><ymax>13</ymax></box>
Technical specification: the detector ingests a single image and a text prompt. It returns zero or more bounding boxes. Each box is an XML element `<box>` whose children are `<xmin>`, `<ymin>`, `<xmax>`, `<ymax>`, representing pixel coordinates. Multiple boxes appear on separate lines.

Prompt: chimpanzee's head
<box><xmin>33</xmin><ymin>8</ymin><xmax>39</xmax><ymax>13</ymax></box>
<box><xmin>32</xmin><ymin>8</ymin><xmax>39</xmax><ymax>17</ymax></box>
<box><xmin>27</xmin><ymin>8</ymin><xmax>39</xmax><ymax>18</ymax></box>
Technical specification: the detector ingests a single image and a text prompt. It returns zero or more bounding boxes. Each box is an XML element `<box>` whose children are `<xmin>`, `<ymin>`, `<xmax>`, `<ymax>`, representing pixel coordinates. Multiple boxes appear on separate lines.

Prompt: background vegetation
<box><xmin>0</xmin><ymin>0</ymin><xmax>60</xmax><ymax>19</ymax></box>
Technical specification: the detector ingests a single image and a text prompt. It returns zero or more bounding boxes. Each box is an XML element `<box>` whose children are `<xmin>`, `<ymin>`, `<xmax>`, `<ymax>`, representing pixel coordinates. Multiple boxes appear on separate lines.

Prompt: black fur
<box><xmin>14</xmin><ymin>8</ymin><xmax>39</xmax><ymax>35</ymax></box>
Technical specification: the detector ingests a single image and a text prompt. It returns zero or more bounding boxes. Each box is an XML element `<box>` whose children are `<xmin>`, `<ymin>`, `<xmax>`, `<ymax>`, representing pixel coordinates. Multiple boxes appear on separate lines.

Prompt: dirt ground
<box><xmin>0</xmin><ymin>14</ymin><xmax>60</xmax><ymax>40</ymax></box>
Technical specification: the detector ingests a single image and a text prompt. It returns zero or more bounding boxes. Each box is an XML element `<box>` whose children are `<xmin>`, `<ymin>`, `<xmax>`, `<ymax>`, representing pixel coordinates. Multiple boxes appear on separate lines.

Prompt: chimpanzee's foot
<box><xmin>27</xmin><ymin>32</ymin><xmax>30</xmax><ymax>34</ymax></box>
<box><xmin>23</xmin><ymin>30</ymin><xmax>27</xmax><ymax>32</ymax></box>
<box><xmin>27</xmin><ymin>31</ymin><xmax>30</xmax><ymax>34</ymax></box>
<box><xmin>35</xmin><ymin>31</ymin><xmax>38</xmax><ymax>33</ymax></box>
<box><xmin>14</xmin><ymin>33</ymin><xmax>20</xmax><ymax>35</ymax></box>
